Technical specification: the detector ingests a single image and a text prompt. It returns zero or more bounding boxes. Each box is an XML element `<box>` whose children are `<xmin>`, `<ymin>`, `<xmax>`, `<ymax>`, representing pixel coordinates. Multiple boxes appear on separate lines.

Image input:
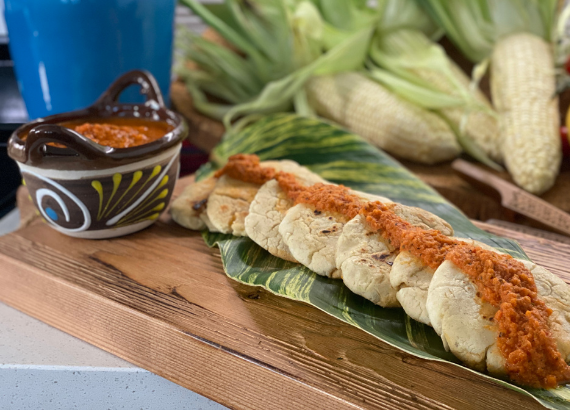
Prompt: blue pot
<box><xmin>4</xmin><ymin>0</ymin><xmax>176</xmax><ymax>120</ymax></box>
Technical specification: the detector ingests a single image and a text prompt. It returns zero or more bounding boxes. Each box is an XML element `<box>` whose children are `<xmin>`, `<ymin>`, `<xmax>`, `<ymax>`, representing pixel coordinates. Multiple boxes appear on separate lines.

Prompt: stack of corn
<box><xmin>422</xmin><ymin>0</ymin><xmax>560</xmax><ymax>194</ymax></box>
<box><xmin>178</xmin><ymin>0</ymin><xmax>470</xmax><ymax>165</ymax></box>
<box><xmin>371</xmin><ymin>29</ymin><xmax>501</xmax><ymax>163</ymax></box>
<box><xmin>307</xmin><ymin>0</ymin><xmax>501</xmax><ymax>168</ymax></box>
<box><xmin>179</xmin><ymin>0</ymin><xmax>548</xmax><ymax>172</ymax></box>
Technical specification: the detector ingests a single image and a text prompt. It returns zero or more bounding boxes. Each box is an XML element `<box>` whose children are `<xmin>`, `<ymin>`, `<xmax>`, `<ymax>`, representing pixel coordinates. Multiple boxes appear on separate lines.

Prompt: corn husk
<box><xmin>177</xmin><ymin>0</ymin><xmax>373</xmax><ymax>129</ymax></box>
<box><xmin>421</xmin><ymin>0</ymin><xmax>561</xmax><ymax>194</ymax></box>
<box><xmin>306</xmin><ymin>72</ymin><xmax>461</xmax><ymax>164</ymax></box>
<box><xmin>367</xmin><ymin>27</ymin><xmax>502</xmax><ymax>167</ymax></box>
<box><xmin>313</xmin><ymin>0</ymin><xmax>502</xmax><ymax>168</ymax></box>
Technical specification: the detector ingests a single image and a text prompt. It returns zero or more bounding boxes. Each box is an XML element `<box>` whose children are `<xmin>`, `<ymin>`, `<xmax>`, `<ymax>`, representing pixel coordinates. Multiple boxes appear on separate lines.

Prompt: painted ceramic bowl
<box><xmin>8</xmin><ymin>70</ymin><xmax>188</xmax><ymax>239</ymax></box>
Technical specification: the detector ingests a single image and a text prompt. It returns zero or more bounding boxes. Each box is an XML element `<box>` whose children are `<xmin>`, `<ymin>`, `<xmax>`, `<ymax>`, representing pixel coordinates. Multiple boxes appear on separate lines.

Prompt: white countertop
<box><xmin>0</xmin><ymin>208</ymin><xmax>227</xmax><ymax>410</ymax></box>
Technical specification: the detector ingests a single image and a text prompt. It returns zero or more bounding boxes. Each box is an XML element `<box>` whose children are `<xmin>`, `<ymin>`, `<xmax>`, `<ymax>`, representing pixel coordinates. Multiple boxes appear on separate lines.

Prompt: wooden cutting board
<box><xmin>1</xmin><ymin>176</ymin><xmax>569</xmax><ymax>410</ymax></box>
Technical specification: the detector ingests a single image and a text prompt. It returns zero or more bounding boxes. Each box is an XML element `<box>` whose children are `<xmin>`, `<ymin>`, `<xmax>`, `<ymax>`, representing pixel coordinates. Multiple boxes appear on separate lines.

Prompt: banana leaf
<box><xmin>196</xmin><ymin>113</ymin><xmax>570</xmax><ymax>409</ymax></box>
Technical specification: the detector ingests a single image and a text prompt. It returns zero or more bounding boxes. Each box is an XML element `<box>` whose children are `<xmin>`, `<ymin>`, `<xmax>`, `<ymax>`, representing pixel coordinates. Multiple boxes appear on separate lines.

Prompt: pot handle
<box><xmin>94</xmin><ymin>69</ymin><xmax>165</xmax><ymax>108</ymax></box>
<box><xmin>23</xmin><ymin>124</ymin><xmax>112</xmax><ymax>165</ymax></box>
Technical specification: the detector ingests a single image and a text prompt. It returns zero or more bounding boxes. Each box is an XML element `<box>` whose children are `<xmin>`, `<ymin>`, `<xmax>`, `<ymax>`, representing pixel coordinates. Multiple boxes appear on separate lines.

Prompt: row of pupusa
<box><xmin>170</xmin><ymin>159</ymin><xmax>570</xmax><ymax>378</ymax></box>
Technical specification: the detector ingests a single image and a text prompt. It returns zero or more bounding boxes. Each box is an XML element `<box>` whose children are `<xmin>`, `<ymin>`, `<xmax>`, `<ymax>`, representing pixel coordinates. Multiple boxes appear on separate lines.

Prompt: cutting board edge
<box><xmin>0</xmin><ymin>251</ymin><xmax>361</xmax><ymax>410</ymax></box>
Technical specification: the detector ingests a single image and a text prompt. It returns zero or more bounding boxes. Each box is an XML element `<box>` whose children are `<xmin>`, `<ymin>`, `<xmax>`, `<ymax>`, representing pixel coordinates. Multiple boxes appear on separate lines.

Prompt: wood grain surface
<box><xmin>1</xmin><ymin>176</ymin><xmax>570</xmax><ymax>409</ymax></box>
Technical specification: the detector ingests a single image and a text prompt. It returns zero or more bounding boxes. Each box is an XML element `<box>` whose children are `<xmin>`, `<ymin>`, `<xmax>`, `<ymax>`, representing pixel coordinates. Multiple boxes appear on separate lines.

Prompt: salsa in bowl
<box><xmin>8</xmin><ymin>70</ymin><xmax>188</xmax><ymax>239</ymax></box>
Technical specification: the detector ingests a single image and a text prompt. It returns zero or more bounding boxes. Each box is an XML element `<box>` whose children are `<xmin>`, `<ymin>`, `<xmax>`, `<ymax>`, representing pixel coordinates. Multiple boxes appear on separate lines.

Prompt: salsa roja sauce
<box><xmin>362</xmin><ymin>202</ymin><xmax>570</xmax><ymax>388</ymax></box>
<box><xmin>58</xmin><ymin>117</ymin><xmax>173</xmax><ymax>148</ymax></box>
<box><xmin>216</xmin><ymin>154</ymin><xmax>570</xmax><ymax>388</ymax></box>
<box><xmin>214</xmin><ymin>153</ymin><xmax>277</xmax><ymax>185</ymax></box>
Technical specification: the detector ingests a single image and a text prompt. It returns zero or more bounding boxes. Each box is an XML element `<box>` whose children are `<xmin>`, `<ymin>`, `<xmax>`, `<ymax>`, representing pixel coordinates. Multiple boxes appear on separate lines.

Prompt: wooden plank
<box><xmin>483</xmin><ymin>219</ymin><xmax>570</xmax><ymax>245</ymax></box>
<box><xmin>0</xmin><ymin>255</ymin><xmax>358</xmax><ymax>410</ymax></box>
<box><xmin>1</xmin><ymin>178</ymin><xmax>566</xmax><ymax>409</ymax></box>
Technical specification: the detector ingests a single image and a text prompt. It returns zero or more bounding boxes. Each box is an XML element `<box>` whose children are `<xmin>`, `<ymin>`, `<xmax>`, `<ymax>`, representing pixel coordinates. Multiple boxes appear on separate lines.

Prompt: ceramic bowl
<box><xmin>8</xmin><ymin>70</ymin><xmax>188</xmax><ymax>239</ymax></box>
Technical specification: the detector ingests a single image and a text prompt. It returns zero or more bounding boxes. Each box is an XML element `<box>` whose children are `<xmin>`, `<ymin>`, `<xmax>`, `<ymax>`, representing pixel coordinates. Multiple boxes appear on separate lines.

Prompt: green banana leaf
<box><xmin>196</xmin><ymin>113</ymin><xmax>570</xmax><ymax>409</ymax></box>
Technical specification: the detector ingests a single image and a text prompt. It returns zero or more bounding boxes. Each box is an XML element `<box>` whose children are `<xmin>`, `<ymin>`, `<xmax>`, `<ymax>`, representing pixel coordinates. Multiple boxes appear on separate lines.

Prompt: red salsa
<box><xmin>59</xmin><ymin>117</ymin><xmax>173</xmax><ymax>148</ymax></box>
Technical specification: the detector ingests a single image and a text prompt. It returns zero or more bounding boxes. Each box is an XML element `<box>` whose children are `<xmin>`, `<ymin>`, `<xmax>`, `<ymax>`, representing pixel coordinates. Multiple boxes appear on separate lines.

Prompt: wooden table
<box><xmin>1</xmin><ymin>177</ymin><xmax>569</xmax><ymax>409</ymax></box>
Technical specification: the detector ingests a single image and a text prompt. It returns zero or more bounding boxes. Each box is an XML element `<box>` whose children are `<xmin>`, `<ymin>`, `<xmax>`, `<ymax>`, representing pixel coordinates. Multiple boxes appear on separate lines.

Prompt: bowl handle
<box><xmin>23</xmin><ymin>124</ymin><xmax>112</xmax><ymax>165</ymax></box>
<box><xmin>94</xmin><ymin>70</ymin><xmax>165</xmax><ymax>108</ymax></box>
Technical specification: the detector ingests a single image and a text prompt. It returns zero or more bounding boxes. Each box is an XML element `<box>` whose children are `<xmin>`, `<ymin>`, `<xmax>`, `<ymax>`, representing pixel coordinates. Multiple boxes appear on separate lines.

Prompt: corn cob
<box><xmin>377</xmin><ymin>30</ymin><xmax>502</xmax><ymax>162</ymax></box>
<box><xmin>491</xmin><ymin>32</ymin><xmax>561</xmax><ymax>194</ymax></box>
<box><xmin>418</xmin><ymin>62</ymin><xmax>501</xmax><ymax>161</ymax></box>
<box><xmin>306</xmin><ymin>72</ymin><xmax>461</xmax><ymax>164</ymax></box>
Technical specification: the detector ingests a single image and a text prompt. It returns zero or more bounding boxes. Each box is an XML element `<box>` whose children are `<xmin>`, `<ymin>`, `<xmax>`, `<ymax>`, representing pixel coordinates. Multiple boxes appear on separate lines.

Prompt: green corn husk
<box><xmin>312</xmin><ymin>0</ymin><xmax>502</xmax><ymax>169</ymax></box>
<box><xmin>556</xmin><ymin>2</ymin><xmax>570</xmax><ymax>93</ymax></box>
<box><xmin>176</xmin><ymin>0</ymin><xmax>373</xmax><ymax>130</ymax></box>
<box><xmin>197</xmin><ymin>113</ymin><xmax>570</xmax><ymax>410</ymax></box>
<box><xmin>419</xmin><ymin>0</ymin><xmax>561</xmax><ymax>195</ymax></box>
<box><xmin>419</xmin><ymin>0</ymin><xmax>558</xmax><ymax>62</ymax></box>
<box><xmin>312</xmin><ymin>0</ymin><xmax>439</xmax><ymax>37</ymax></box>
<box><xmin>367</xmin><ymin>27</ymin><xmax>502</xmax><ymax>167</ymax></box>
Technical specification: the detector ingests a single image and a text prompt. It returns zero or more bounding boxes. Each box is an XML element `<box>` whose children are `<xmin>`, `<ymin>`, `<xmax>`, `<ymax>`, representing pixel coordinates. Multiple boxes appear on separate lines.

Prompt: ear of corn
<box><xmin>421</xmin><ymin>0</ymin><xmax>561</xmax><ymax>193</ymax></box>
<box><xmin>437</xmin><ymin>63</ymin><xmax>501</xmax><ymax>162</ymax></box>
<box><xmin>306</xmin><ymin>72</ymin><xmax>461</xmax><ymax>164</ymax></box>
<box><xmin>370</xmin><ymin>28</ymin><xmax>502</xmax><ymax>162</ymax></box>
<box><xmin>491</xmin><ymin>32</ymin><xmax>561</xmax><ymax>194</ymax></box>
<box><xmin>313</xmin><ymin>0</ymin><xmax>502</xmax><ymax>168</ymax></box>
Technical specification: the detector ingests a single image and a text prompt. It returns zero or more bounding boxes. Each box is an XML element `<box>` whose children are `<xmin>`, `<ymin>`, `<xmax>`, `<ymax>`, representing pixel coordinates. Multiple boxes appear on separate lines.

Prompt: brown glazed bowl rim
<box><xmin>8</xmin><ymin>70</ymin><xmax>188</xmax><ymax>171</ymax></box>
